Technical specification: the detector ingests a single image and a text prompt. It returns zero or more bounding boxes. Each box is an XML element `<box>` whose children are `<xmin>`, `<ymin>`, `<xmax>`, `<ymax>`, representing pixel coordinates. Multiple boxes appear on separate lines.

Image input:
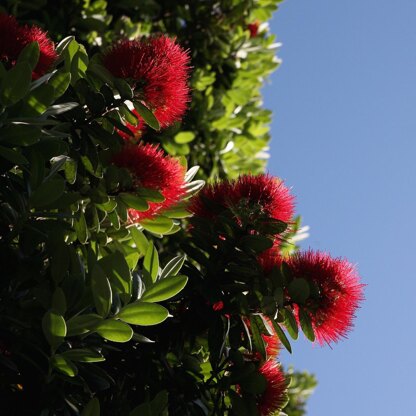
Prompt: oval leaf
<box><xmin>141</xmin><ymin>275</ymin><xmax>188</xmax><ymax>302</ymax></box>
<box><xmin>95</xmin><ymin>319</ymin><xmax>133</xmax><ymax>343</ymax></box>
<box><xmin>42</xmin><ymin>310</ymin><xmax>67</xmax><ymax>349</ymax></box>
<box><xmin>118</xmin><ymin>302</ymin><xmax>169</xmax><ymax>326</ymax></box>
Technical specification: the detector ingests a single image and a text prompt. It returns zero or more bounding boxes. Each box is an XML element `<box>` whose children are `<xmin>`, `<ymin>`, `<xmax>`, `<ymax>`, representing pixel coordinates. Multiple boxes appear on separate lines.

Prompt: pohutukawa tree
<box><xmin>0</xmin><ymin>1</ymin><xmax>364</xmax><ymax>415</ymax></box>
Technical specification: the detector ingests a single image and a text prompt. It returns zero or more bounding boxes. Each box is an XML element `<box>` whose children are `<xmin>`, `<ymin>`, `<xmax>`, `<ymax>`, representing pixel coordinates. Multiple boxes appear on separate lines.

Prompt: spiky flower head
<box><xmin>111</xmin><ymin>143</ymin><xmax>185</xmax><ymax>221</ymax></box>
<box><xmin>0</xmin><ymin>14</ymin><xmax>57</xmax><ymax>79</ymax></box>
<box><xmin>257</xmin><ymin>361</ymin><xmax>288</xmax><ymax>416</ymax></box>
<box><xmin>248</xmin><ymin>21</ymin><xmax>260</xmax><ymax>38</ymax></box>
<box><xmin>287</xmin><ymin>250</ymin><xmax>364</xmax><ymax>345</ymax></box>
<box><xmin>103</xmin><ymin>35</ymin><xmax>191</xmax><ymax>128</ymax></box>
<box><xmin>190</xmin><ymin>174</ymin><xmax>295</xmax><ymax>225</ymax></box>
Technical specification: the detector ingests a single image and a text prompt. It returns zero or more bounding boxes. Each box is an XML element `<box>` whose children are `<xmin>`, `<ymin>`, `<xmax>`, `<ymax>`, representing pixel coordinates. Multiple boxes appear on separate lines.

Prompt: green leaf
<box><xmin>99</xmin><ymin>251</ymin><xmax>132</xmax><ymax>296</ymax></box>
<box><xmin>91</xmin><ymin>264</ymin><xmax>112</xmax><ymax>317</ymax></box>
<box><xmin>129</xmin><ymin>226</ymin><xmax>149</xmax><ymax>255</ymax></box>
<box><xmin>143</xmin><ymin>242</ymin><xmax>159</xmax><ymax>283</ymax></box>
<box><xmin>140</xmin><ymin>216</ymin><xmax>174</xmax><ymax>235</ymax></box>
<box><xmin>22</xmin><ymin>84</ymin><xmax>55</xmax><ymax>116</ymax></box>
<box><xmin>239</xmin><ymin>234</ymin><xmax>274</xmax><ymax>253</ymax></box>
<box><xmin>299</xmin><ymin>308</ymin><xmax>315</xmax><ymax>342</ymax></box>
<box><xmin>288</xmin><ymin>278</ymin><xmax>310</xmax><ymax>304</ymax></box>
<box><xmin>0</xmin><ymin>124</ymin><xmax>42</xmax><ymax>146</ymax></box>
<box><xmin>119</xmin><ymin>193</ymin><xmax>149</xmax><ymax>211</ymax></box>
<box><xmin>62</xmin><ymin>349</ymin><xmax>105</xmax><ymax>363</ymax></box>
<box><xmin>162</xmin><ymin>201</ymin><xmax>191</xmax><ymax>219</ymax></box>
<box><xmin>118</xmin><ymin>302</ymin><xmax>169</xmax><ymax>326</ymax></box>
<box><xmin>81</xmin><ymin>398</ymin><xmax>100</xmax><ymax>416</ymax></box>
<box><xmin>136</xmin><ymin>188</ymin><xmax>165</xmax><ymax>203</ymax></box>
<box><xmin>270</xmin><ymin>319</ymin><xmax>292</xmax><ymax>354</ymax></box>
<box><xmin>42</xmin><ymin>310</ymin><xmax>67</xmax><ymax>349</ymax></box>
<box><xmin>66</xmin><ymin>313</ymin><xmax>102</xmax><ymax>336</ymax></box>
<box><xmin>0</xmin><ymin>145</ymin><xmax>29</xmax><ymax>165</ymax></box>
<box><xmin>283</xmin><ymin>308</ymin><xmax>299</xmax><ymax>340</ymax></box>
<box><xmin>239</xmin><ymin>372</ymin><xmax>267</xmax><ymax>395</ymax></box>
<box><xmin>50</xmin><ymin>354</ymin><xmax>78</xmax><ymax>377</ymax></box>
<box><xmin>49</xmin><ymin>71</ymin><xmax>71</xmax><ymax>98</ymax></box>
<box><xmin>160</xmin><ymin>255</ymin><xmax>186</xmax><ymax>279</ymax></box>
<box><xmin>174</xmin><ymin>131</ymin><xmax>195</xmax><ymax>144</ymax></box>
<box><xmin>133</xmin><ymin>101</ymin><xmax>160</xmax><ymax>130</ymax></box>
<box><xmin>141</xmin><ymin>275</ymin><xmax>188</xmax><ymax>302</ymax></box>
<box><xmin>95</xmin><ymin>319</ymin><xmax>133</xmax><ymax>342</ymax></box>
<box><xmin>249</xmin><ymin>315</ymin><xmax>266</xmax><ymax>360</ymax></box>
<box><xmin>17</xmin><ymin>42</ymin><xmax>40</xmax><ymax>70</ymax></box>
<box><xmin>74</xmin><ymin>211</ymin><xmax>89</xmax><ymax>244</ymax></box>
<box><xmin>114</xmin><ymin>78</ymin><xmax>133</xmax><ymax>99</ymax></box>
<box><xmin>0</xmin><ymin>62</ymin><xmax>32</xmax><ymax>106</ymax></box>
<box><xmin>30</xmin><ymin>177</ymin><xmax>66</xmax><ymax>208</ymax></box>
<box><xmin>70</xmin><ymin>48</ymin><xmax>89</xmax><ymax>84</ymax></box>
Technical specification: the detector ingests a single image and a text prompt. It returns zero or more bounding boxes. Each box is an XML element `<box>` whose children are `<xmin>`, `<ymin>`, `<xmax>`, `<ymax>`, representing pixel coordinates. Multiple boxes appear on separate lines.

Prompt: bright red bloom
<box><xmin>247</xmin><ymin>21</ymin><xmax>260</xmax><ymax>38</ymax></box>
<box><xmin>0</xmin><ymin>14</ymin><xmax>57</xmax><ymax>79</ymax></box>
<box><xmin>258</xmin><ymin>244</ymin><xmax>283</xmax><ymax>274</ymax></box>
<box><xmin>190</xmin><ymin>174</ymin><xmax>295</xmax><ymax>224</ymax></box>
<box><xmin>103</xmin><ymin>35</ymin><xmax>191</xmax><ymax>128</ymax></box>
<box><xmin>111</xmin><ymin>143</ymin><xmax>185</xmax><ymax>221</ymax></box>
<box><xmin>287</xmin><ymin>250</ymin><xmax>364</xmax><ymax>345</ymax></box>
<box><xmin>257</xmin><ymin>361</ymin><xmax>288</xmax><ymax>416</ymax></box>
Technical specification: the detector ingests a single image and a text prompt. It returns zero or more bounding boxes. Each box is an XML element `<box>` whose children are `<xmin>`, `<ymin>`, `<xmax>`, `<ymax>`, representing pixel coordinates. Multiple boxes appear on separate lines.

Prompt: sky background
<box><xmin>263</xmin><ymin>1</ymin><xmax>416</xmax><ymax>415</ymax></box>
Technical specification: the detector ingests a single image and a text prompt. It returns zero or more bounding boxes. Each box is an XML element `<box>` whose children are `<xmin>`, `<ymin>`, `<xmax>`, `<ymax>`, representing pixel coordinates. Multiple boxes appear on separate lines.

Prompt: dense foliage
<box><xmin>0</xmin><ymin>1</ymin><xmax>363</xmax><ymax>415</ymax></box>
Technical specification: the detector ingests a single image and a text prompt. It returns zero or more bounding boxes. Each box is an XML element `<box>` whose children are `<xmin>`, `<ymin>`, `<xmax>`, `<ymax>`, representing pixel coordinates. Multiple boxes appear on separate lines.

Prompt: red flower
<box><xmin>287</xmin><ymin>250</ymin><xmax>364</xmax><ymax>345</ymax></box>
<box><xmin>111</xmin><ymin>143</ymin><xmax>185</xmax><ymax>221</ymax></box>
<box><xmin>0</xmin><ymin>14</ymin><xmax>57</xmax><ymax>79</ymax></box>
<box><xmin>103</xmin><ymin>35</ymin><xmax>191</xmax><ymax>128</ymax></box>
<box><xmin>190</xmin><ymin>174</ymin><xmax>295</xmax><ymax>224</ymax></box>
<box><xmin>247</xmin><ymin>21</ymin><xmax>260</xmax><ymax>38</ymax></box>
<box><xmin>117</xmin><ymin>109</ymin><xmax>146</xmax><ymax>142</ymax></box>
<box><xmin>258</xmin><ymin>244</ymin><xmax>282</xmax><ymax>274</ymax></box>
<box><xmin>257</xmin><ymin>361</ymin><xmax>288</xmax><ymax>416</ymax></box>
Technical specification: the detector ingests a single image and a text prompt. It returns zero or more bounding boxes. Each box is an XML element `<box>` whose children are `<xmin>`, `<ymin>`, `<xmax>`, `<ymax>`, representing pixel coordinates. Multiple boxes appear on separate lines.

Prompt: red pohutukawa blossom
<box><xmin>111</xmin><ymin>143</ymin><xmax>185</xmax><ymax>221</ymax></box>
<box><xmin>0</xmin><ymin>14</ymin><xmax>57</xmax><ymax>79</ymax></box>
<box><xmin>257</xmin><ymin>361</ymin><xmax>288</xmax><ymax>416</ymax></box>
<box><xmin>258</xmin><ymin>244</ymin><xmax>282</xmax><ymax>274</ymax></box>
<box><xmin>103</xmin><ymin>35</ymin><xmax>191</xmax><ymax>128</ymax></box>
<box><xmin>287</xmin><ymin>250</ymin><xmax>364</xmax><ymax>345</ymax></box>
<box><xmin>247</xmin><ymin>21</ymin><xmax>260</xmax><ymax>38</ymax></box>
<box><xmin>244</xmin><ymin>317</ymin><xmax>280</xmax><ymax>360</ymax></box>
<box><xmin>190</xmin><ymin>174</ymin><xmax>295</xmax><ymax>224</ymax></box>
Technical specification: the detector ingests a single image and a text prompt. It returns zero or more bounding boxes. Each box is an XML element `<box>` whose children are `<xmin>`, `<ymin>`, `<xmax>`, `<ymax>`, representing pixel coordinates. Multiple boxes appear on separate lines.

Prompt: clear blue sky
<box><xmin>264</xmin><ymin>1</ymin><xmax>416</xmax><ymax>415</ymax></box>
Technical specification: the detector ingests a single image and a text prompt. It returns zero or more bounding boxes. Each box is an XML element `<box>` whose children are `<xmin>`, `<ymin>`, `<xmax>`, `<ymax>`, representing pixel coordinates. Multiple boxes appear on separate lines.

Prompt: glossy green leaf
<box><xmin>133</xmin><ymin>101</ymin><xmax>160</xmax><ymax>130</ymax></box>
<box><xmin>42</xmin><ymin>310</ymin><xmax>67</xmax><ymax>349</ymax></box>
<box><xmin>160</xmin><ymin>255</ymin><xmax>186</xmax><ymax>279</ymax></box>
<box><xmin>288</xmin><ymin>278</ymin><xmax>310</xmax><ymax>304</ymax></box>
<box><xmin>62</xmin><ymin>349</ymin><xmax>105</xmax><ymax>363</ymax></box>
<box><xmin>66</xmin><ymin>314</ymin><xmax>102</xmax><ymax>336</ymax></box>
<box><xmin>118</xmin><ymin>302</ymin><xmax>169</xmax><ymax>326</ymax></box>
<box><xmin>140</xmin><ymin>216</ymin><xmax>174</xmax><ymax>235</ymax></box>
<box><xmin>49</xmin><ymin>71</ymin><xmax>71</xmax><ymax>98</ymax></box>
<box><xmin>119</xmin><ymin>193</ymin><xmax>149</xmax><ymax>211</ymax></box>
<box><xmin>283</xmin><ymin>308</ymin><xmax>299</xmax><ymax>340</ymax></box>
<box><xmin>0</xmin><ymin>62</ymin><xmax>32</xmax><ymax>106</ymax></box>
<box><xmin>81</xmin><ymin>398</ymin><xmax>100</xmax><ymax>416</ymax></box>
<box><xmin>91</xmin><ymin>264</ymin><xmax>112</xmax><ymax>317</ymax></box>
<box><xmin>0</xmin><ymin>145</ymin><xmax>29</xmax><ymax>165</ymax></box>
<box><xmin>174</xmin><ymin>131</ymin><xmax>195</xmax><ymax>144</ymax></box>
<box><xmin>270</xmin><ymin>319</ymin><xmax>292</xmax><ymax>354</ymax></box>
<box><xmin>129</xmin><ymin>226</ymin><xmax>149</xmax><ymax>255</ymax></box>
<box><xmin>299</xmin><ymin>308</ymin><xmax>315</xmax><ymax>342</ymax></box>
<box><xmin>143</xmin><ymin>242</ymin><xmax>159</xmax><ymax>283</ymax></box>
<box><xmin>95</xmin><ymin>319</ymin><xmax>133</xmax><ymax>342</ymax></box>
<box><xmin>51</xmin><ymin>354</ymin><xmax>78</xmax><ymax>377</ymax></box>
<box><xmin>17</xmin><ymin>42</ymin><xmax>40</xmax><ymax>70</ymax></box>
<box><xmin>141</xmin><ymin>275</ymin><xmax>188</xmax><ymax>302</ymax></box>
